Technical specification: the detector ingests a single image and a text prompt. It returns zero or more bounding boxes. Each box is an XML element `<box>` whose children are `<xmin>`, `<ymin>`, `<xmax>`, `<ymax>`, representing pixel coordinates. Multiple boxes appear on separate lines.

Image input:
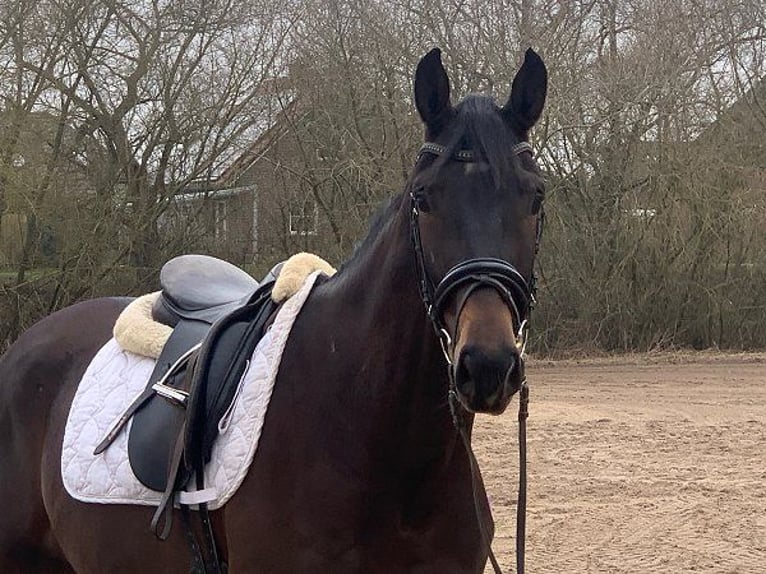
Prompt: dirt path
<box><xmin>474</xmin><ymin>355</ymin><xmax>766</xmax><ymax>573</ymax></box>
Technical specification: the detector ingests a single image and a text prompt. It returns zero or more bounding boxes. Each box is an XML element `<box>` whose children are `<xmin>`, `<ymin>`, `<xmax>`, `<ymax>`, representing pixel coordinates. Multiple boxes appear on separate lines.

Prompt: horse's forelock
<box><xmin>444</xmin><ymin>94</ymin><xmax>522</xmax><ymax>189</ymax></box>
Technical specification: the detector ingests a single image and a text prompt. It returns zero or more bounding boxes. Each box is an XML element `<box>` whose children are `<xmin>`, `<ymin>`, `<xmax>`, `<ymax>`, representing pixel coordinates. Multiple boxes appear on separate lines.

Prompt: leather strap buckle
<box><xmin>152</xmin><ymin>381</ymin><xmax>189</xmax><ymax>407</ymax></box>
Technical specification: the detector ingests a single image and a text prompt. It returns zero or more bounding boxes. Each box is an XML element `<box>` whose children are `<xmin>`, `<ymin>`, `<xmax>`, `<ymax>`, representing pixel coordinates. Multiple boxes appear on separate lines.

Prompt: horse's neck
<box><xmin>317</xmin><ymin>202</ymin><xmax>470</xmax><ymax>472</ymax></box>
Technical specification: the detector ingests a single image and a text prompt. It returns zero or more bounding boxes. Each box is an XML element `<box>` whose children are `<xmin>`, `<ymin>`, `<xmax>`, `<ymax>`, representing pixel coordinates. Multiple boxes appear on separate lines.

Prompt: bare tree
<box><xmin>0</xmin><ymin>0</ymin><xmax>295</xmax><ymax>348</ymax></box>
<box><xmin>280</xmin><ymin>0</ymin><xmax>766</xmax><ymax>352</ymax></box>
<box><xmin>2</xmin><ymin>0</ymin><xmax>765</xmax><ymax>353</ymax></box>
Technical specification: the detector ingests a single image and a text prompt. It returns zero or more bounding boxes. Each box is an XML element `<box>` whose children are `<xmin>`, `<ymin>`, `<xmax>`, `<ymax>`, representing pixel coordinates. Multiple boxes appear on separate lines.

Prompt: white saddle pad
<box><xmin>62</xmin><ymin>271</ymin><xmax>321</xmax><ymax>510</ymax></box>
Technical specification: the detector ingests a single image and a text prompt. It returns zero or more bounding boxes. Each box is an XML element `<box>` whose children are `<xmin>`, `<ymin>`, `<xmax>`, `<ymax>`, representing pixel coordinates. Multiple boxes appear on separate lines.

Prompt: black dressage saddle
<box><xmin>95</xmin><ymin>254</ymin><xmax>281</xmax><ymax>536</ymax></box>
<box><xmin>129</xmin><ymin>255</ymin><xmax>278</xmax><ymax>493</ymax></box>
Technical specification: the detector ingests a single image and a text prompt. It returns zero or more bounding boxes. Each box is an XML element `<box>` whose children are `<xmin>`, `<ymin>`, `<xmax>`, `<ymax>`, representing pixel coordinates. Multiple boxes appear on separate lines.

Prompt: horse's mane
<box><xmin>335</xmin><ymin>193</ymin><xmax>404</xmax><ymax>276</ymax></box>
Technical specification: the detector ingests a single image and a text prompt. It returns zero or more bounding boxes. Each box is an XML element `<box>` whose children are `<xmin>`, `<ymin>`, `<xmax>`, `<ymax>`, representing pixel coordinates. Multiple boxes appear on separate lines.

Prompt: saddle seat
<box><xmin>152</xmin><ymin>254</ymin><xmax>260</xmax><ymax>327</ymax></box>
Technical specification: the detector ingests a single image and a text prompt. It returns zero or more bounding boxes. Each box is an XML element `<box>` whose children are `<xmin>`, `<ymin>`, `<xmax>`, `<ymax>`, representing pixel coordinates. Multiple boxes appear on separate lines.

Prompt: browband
<box><xmin>418</xmin><ymin>141</ymin><xmax>533</xmax><ymax>162</ymax></box>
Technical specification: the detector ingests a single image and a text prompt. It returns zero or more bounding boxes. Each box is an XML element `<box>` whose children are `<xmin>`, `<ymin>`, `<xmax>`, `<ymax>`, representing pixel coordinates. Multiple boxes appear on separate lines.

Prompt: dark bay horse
<box><xmin>0</xmin><ymin>48</ymin><xmax>547</xmax><ymax>573</ymax></box>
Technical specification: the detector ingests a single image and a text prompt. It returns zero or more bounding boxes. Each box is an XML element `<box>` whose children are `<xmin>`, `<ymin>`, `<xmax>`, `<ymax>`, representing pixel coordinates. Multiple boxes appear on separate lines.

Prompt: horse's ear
<box><xmin>414</xmin><ymin>48</ymin><xmax>452</xmax><ymax>134</ymax></box>
<box><xmin>503</xmin><ymin>48</ymin><xmax>547</xmax><ymax>135</ymax></box>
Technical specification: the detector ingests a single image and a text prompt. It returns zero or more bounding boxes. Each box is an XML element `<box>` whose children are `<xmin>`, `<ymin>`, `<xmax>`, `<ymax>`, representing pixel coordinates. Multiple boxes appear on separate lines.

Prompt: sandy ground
<box><xmin>474</xmin><ymin>354</ymin><xmax>766</xmax><ymax>573</ymax></box>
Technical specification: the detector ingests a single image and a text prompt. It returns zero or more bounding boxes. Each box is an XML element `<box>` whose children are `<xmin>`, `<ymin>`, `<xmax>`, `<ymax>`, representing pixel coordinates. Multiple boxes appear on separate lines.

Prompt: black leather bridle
<box><xmin>410</xmin><ymin>141</ymin><xmax>541</xmax><ymax>357</ymax></box>
<box><xmin>409</xmin><ymin>140</ymin><xmax>543</xmax><ymax>574</ymax></box>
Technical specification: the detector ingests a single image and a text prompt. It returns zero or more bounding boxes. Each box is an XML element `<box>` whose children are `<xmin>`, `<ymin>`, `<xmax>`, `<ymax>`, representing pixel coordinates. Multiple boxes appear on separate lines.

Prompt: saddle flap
<box><xmin>185</xmin><ymin>288</ymin><xmax>278</xmax><ymax>471</ymax></box>
<box><xmin>127</xmin><ymin>319</ymin><xmax>210</xmax><ymax>491</ymax></box>
<box><xmin>127</xmin><ymin>282</ymin><xmax>279</xmax><ymax>494</ymax></box>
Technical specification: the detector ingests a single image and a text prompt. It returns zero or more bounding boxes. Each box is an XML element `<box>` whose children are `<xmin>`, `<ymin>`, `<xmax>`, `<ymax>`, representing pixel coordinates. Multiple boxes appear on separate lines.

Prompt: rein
<box><xmin>410</xmin><ymin>140</ymin><xmax>540</xmax><ymax>574</ymax></box>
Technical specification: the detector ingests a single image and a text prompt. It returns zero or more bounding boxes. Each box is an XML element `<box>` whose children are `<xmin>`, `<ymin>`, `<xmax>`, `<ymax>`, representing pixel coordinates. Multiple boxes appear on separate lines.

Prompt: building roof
<box><xmin>186</xmin><ymin>77</ymin><xmax>298</xmax><ymax>192</ymax></box>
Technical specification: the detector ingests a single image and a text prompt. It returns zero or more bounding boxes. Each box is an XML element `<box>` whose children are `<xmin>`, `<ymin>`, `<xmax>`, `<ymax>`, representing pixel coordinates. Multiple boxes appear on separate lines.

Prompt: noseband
<box><xmin>410</xmin><ymin>140</ymin><xmax>541</xmax><ymax>574</ymax></box>
<box><xmin>433</xmin><ymin>258</ymin><xmax>533</xmax><ymax>354</ymax></box>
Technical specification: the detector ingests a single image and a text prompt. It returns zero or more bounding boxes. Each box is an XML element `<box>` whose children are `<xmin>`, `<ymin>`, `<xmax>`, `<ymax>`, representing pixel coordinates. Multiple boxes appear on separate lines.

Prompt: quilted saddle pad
<box><xmin>61</xmin><ymin>270</ymin><xmax>321</xmax><ymax>510</ymax></box>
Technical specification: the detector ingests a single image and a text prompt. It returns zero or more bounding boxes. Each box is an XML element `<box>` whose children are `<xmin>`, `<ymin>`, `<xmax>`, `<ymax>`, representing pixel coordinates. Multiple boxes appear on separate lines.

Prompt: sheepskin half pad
<box><xmin>114</xmin><ymin>252</ymin><xmax>335</xmax><ymax>359</ymax></box>
<box><xmin>61</xmin><ymin>270</ymin><xmax>322</xmax><ymax>510</ymax></box>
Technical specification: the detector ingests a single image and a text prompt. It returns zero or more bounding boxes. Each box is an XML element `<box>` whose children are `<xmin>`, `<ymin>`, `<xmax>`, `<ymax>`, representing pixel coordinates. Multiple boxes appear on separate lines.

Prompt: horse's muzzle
<box><xmin>453</xmin><ymin>343</ymin><xmax>523</xmax><ymax>414</ymax></box>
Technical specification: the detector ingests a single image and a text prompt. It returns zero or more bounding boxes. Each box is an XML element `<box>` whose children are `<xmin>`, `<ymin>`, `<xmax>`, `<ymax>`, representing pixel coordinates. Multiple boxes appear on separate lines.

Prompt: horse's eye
<box><xmin>412</xmin><ymin>186</ymin><xmax>431</xmax><ymax>212</ymax></box>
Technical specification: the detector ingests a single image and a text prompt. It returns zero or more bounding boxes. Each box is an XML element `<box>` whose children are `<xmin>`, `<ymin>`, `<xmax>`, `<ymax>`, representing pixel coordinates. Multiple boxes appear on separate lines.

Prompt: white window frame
<box><xmin>214</xmin><ymin>200</ymin><xmax>228</xmax><ymax>239</ymax></box>
<box><xmin>289</xmin><ymin>201</ymin><xmax>319</xmax><ymax>236</ymax></box>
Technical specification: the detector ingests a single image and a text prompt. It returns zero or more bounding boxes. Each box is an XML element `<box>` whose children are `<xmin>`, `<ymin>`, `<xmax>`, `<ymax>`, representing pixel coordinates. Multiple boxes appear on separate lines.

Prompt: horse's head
<box><xmin>409</xmin><ymin>48</ymin><xmax>547</xmax><ymax>415</ymax></box>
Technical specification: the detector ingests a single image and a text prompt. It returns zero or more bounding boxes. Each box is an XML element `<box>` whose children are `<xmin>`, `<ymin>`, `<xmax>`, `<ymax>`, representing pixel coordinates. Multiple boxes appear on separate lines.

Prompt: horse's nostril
<box><xmin>455</xmin><ymin>352</ymin><xmax>477</xmax><ymax>401</ymax></box>
<box><xmin>455</xmin><ymin>346</ymin><xmax>521</xmax><ymax>409</ymax></box>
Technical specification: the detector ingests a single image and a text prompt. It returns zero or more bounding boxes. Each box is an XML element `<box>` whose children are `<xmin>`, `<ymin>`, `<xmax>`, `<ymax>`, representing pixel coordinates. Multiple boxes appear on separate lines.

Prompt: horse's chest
<box><xmin>226</xmin><ymin>495</ymin><xmax>485</xmax><ymax>573</ymax></box>
<box><xmin>290</xmin><ymin>528</ymin><xmax>483</xmax><ymax>574</ymax></box>
<box><xmin>316</xmin><ymin>508</ymin><xmax>485</xmax><ymax>573</ymax></box>
<box><xmin>367</xmin><ymin>526</ymin><xmax>485</xmax><ymax>573</ymax></box>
